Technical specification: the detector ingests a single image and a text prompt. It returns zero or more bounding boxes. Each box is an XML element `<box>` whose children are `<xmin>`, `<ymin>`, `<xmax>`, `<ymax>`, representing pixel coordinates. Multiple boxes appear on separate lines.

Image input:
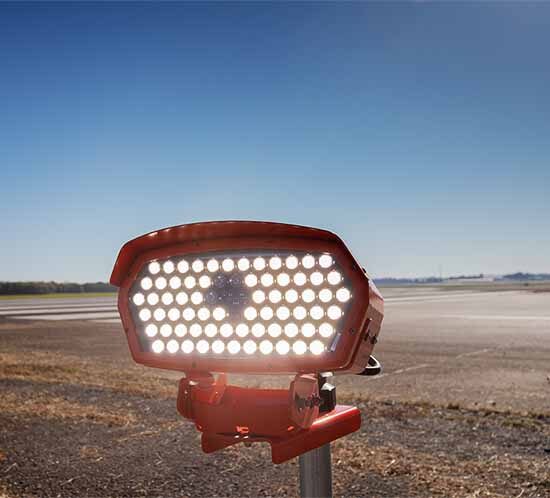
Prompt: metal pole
<box><xmin>299</xmin><ymin>443</ymin><xmax>332</xmax><ymax>498</ymax></box>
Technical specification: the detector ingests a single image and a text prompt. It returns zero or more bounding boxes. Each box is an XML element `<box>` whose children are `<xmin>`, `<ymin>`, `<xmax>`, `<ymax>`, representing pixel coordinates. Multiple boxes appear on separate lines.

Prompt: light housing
<box><xmin>110</xmin><ymin>221</ymin><xmax>383</xmax><ymax>375</ymax></box>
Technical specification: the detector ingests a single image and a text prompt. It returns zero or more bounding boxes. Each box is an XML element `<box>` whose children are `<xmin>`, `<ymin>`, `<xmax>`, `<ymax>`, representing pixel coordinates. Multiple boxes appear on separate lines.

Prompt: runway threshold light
<box><xmin>111</xmin><ymin>221</ymin><xmax>384</xmax><ymax>464</ymax></box>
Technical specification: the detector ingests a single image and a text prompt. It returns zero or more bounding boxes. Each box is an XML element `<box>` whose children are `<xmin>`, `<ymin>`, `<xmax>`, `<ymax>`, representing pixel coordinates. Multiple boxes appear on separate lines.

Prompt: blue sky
<box><xmin>1</xmin><ymin>3</ymin><xmax>549</xmax><ymax>281</ymax></box>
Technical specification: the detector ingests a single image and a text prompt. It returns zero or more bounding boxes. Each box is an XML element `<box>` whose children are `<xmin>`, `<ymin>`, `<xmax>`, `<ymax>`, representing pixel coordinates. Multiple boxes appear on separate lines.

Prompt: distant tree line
<box><xmin>0</xmin><ymin>281</ymin><xmax>116</xmax><ymax>295</ymax></box>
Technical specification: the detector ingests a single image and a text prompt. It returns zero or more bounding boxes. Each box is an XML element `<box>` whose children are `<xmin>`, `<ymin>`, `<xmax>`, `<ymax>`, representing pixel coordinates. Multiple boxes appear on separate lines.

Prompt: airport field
<box><xmin>0</xmin><ymin>285</ymin><xmax>549</xmax><ymax>497</ymax></box>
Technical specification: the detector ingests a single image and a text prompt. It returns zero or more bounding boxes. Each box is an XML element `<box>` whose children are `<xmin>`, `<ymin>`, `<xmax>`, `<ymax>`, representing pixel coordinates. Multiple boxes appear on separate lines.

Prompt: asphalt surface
<box><xmin>1</xmin><ymin>287</ymin><xmax>548</xmax><ymax>413</ymax></box>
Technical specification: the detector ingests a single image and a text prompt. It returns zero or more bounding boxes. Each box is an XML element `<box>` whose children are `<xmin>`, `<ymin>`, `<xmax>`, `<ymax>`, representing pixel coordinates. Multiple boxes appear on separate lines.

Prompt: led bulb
<box><xmin>336</xmin><ymin>287</ymin><xmax>351</xmax><ymax>303</ymax></box>
<box><xmin>268</xmin><ymin>323</ymin><xmax>282</xmax><ymax>337</ymax></box>
<box><xmin>301</xmin><ymin>323</ymin><xmax>315</xmax><ymax>337</ymax></box>
<box><xmin>293</xmin><ymin>273</ymin><xmax>307</xmax><ymax>286</ymax></box>
<box><xmin>227</xmin><ymin>340</ymin><xmax>241</xmax><ymax>354</ymax></box>
<box><xmin>319</xmin><ymin>254</ymin><xmax>333</xmax><ymax>268</ymax></box>
<box><xmin>310</xmin><ymin>340</ymin><xmax>325</xmax><ymax>355</ymax></box>
<box><xmin>244</xmin><ymin>307</ymin><xmax>257</xmax><ymax>320</ymax></box>
<box><xmin>145</xmin><ymin>324</ymin><xmax>158</xmax><ymax>337</ymax></box>
<box><xmin>212</xmin><ymin>340</ymin><xmax>225</xmax><ymax>354</ymax></box>
<box><xmin>237</xmin><ymin>257</ymin><xmax>250</xmax><ymax>271</ymax></box>
<box><xmin>260</xmin><ymin>306</ymin><xmax>273</xmax><ymax>320</ymax></box>
<box><xmin>284</xmin><ymin>323</ymin><xmax>299</xmax><ymax>338</ymax></box>
<box><xmin>327</xmin><ymin>305</ymin><xmax>342</xmax><ymax>320</ymax></box>
<box><xmin>285</xmin><ymin>289</ymin><xmax>298</xmax><ymax>303</ymax></box>
<box><xmin>269</xmin><ymin>289</ymin><xmax>282</xmax><ymax>303</ymax></box>
<box><xmin>319</xmin><ymin>288</ymin><xmax>332</xmax><ymax>303</ymax></box>
<box><xmin>141</xmin><ymin>277</ymin><xmax>153</xmax><ymax>290</ymax></box>
<box><xmin>243</xmin><ymin>340</ymin><xmax>257</xmax><ymax>354</ymax></box>
<box><xmin>191</xmin><ymin>291</ymin><xmax>203</xmax><ymax>305</ymax></box>
<box><xmin>261</xmin><ymin>273</ymin><xmax>274</xmax><ymax>287</ymax></box>
<box><xmin>197</xmin><ymin>307</ymin><xmax>210</xmax><ymax>321</ymax></box>
<box><xmin>182</xmin><ymin>308</ymin><xmax>195</xmax><ymax>321</ymax></box>
<box><xmin>222</xmin><ymin>258</ymin><xmax>235</xmax><ymax>272</ymax></box>
<box><xmin>245</xmin><ymin>274</ymin><xmax>258</xmax><ymax>287</ymax></box>
<box><xmin>161</xmin><ymin>292</ymin><xmax>173</xmax><ymax>305</ymax></box>
<box><xmin>177</xmin><ymin>260</ymin><xmax>189</xmax><ymax>273</ymax></box>
<box><xmin>155</xmin><ymin>277</ymin><xmax>167</xmax><ymax>290</ymax></box>
<box><xmin>252</xmin><ymin>290</ymin><xmax>265</xmax><ymax>304</ymax></box>
<box><xmin>253</xmin><ymin>257</ymin><xmax>266</xmax><ymax>271</ymax></box>
<box><xmin>148</xmin><ymin>261</ymin><xmax>161</xmax><ymax>275</ymax></box>
<box><xmin>252</xmin><ymin>323</ymin><xmax>265</xmax><ymax>337</ymax></box>
<box><xmin>176</xmin><ymin>292</ymin><xmax>188</xmax><ymax>305</ymax></box>
<box><xmin>236</xmin><ymin>323</ymin><xmax>249</xmax><ymax>337</ymax></box>
<box><xmin>213</xmin><ymin>307</ymin><xmax>226</xmax><ymax>321</ymax></box>
<box><xmin>276</xmin><ymin>340</ymin><xmax>290</xmax><ymax>355</ymax></box>
<box><xmin>220</xmin><ymin>323</ymin><xmax>233</xmax><ymax>337</ymax></box>
<box><xmin>175</xmin><ymin>324</ymin><xmax>187</xmax><ymax>337</ymax></box>
<box><xmin>293</xmin><ymin>340</ymin><xmax>307</xmax><ymax>355</ymax></box>
<box><xmin>319</xmin><ymin>323</ymin><xmax>334</xmax><ymax>337</ymax></box>
<box><xmin>205</xmin><ymin>323</ymin><xmax>217</xmax><ymax>337</ymax></box>
<box><xmin>293</xmin><ymin>306</ymin><xmax>307</xmax><ymax>320</ymax></box>
<box><xmin>207</xmin><ymin>259</ymin><xmax>219</xmax><ymax>272</ymax></box>
<box><xmin>276</xmin><ymin>306</ymin><xmax>290</xmax><ymax>320</ymax></box>
<box><xmin>163</xmin><ymin>261</ymin><xmax>175</xmax><ymax>274</ymax></box>
<box><xmin>147</xmin><ymin>293</ymin><xmax>159</xmax><ymax>306</ymax></box>
<box><xmin>310</xmin><ymin>306</ymin><xmax>324</xmax><ymax>320</ymax></box>
<box><xmin>285</xmin><ymin>255</ymin><xmax>298</xmax><ymax>270</ymax></box>
<box><xmin>190</xmin><ymin>324</ymin><xmax>202</xmax><ymax>337</ymax></box>
<box><xmin>259</xmin><ymin>340</ymin><xmax>273</xmax><ymax>355</ymax></box>
<box><xmin>168</xmin><ymin>308</ymin><xmax>180</xmax><ymax>321</ymax></box>
<box><xmin>302</xmin><ymin>254</ymin><xmax>315</xmax><ymax>269</ymax></box>
<box><xmin>152</xmin><ymin>340</ymin><xmax>164</xmax><ymax>353</ymax></box>
<box><xmin>169</xmin><ymin>276</ymin><xmax>181</xmax><ymax>289</ymax></box>
<box><xmin>327</xmin><ymin>271</ymin><xmax>341</xmax><ymax>285</ymax></box>
<box><xmin>196</xmin><ymin>339</ymin><xmax>209</xmax><ymax>354</ymax></box>
<box><xmin>133</xmin><ymin>293</ymin><xmax>145</xmax><ymax>306</ymax></box>
<box><xmin>167</xmin><ymin>339</ymin><xmax>179</xmax><ymax>354</ymax></box>
<box><xmin>181</xmin><ymin>340</ymin><xmax>194</xmax><ymax>354</ymax></box>
<box><xmin>139</xmin><ymin>309</ymin><xmax>152</xmax><ymax>321</ymax></box>
<box><xmin>277</xmin><ymin>273</ymin><xmax>290</xmax><ymax>287</ymax></box>
<box><xmin>160</xmin><ymin>324</ymin><xmax>172</xmax><ymax>337</ymax></box>
<box><xmin>302</xmin><ymin>289</ymin><xmax>315</xmax><ymax>303</ymax></box>
<box><xmin>310</xmin><ymin>272</ymin><xmax>324</xmax><ymax>286</ymax></box>
<box><xmin>269</xmin><ymin>257</ymin><xmax>282</xmax><ymax>270</ymax></box>
<box><xmin>192</xmin><ymin>260</ymin><xmax>204</xmax><ymax>273</ymax></box>
<box><xmin>199</xmin><ymin>275</ymin><xmax>211</xmax><ymax>288</ymax></box>
<box><xmin>184</xmin><ymin>276</ymin><xmax>196</xmax><ymax>289</ymax></box>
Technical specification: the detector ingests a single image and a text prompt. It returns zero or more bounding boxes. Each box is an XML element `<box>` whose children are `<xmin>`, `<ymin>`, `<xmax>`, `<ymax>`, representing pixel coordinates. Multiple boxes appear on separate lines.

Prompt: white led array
<box><xmin>129</xmin><ymin>252</ymin><xmax>352</xmax><ymax>357</ymax></box>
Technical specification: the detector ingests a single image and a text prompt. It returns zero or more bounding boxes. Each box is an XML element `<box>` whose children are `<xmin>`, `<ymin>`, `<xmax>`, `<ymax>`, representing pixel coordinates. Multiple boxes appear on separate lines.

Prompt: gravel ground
<box><xmin>0</xmin><ymin>348</ymin><xmax>548</xmax><ymax>498</ymax></box>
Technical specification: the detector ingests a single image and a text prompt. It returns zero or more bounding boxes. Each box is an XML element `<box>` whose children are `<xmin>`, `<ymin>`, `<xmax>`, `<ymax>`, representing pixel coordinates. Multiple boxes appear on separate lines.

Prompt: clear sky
<box><xmin>1</xmin><ymin>3</ymin><xmax>549</xmax><ymax>282</ymax></box>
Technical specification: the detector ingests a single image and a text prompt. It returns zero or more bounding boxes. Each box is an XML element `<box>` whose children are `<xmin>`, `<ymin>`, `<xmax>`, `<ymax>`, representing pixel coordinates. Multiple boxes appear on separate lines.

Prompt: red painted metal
<box><xmin>110</xmin><ymin>220</ymin><xmax>384</xmax><ymax>374</ymax></box>
<box><xmin>176</xmin><ymin>374</ymin><xmax>361</xmax><ymax>464</ymax></box>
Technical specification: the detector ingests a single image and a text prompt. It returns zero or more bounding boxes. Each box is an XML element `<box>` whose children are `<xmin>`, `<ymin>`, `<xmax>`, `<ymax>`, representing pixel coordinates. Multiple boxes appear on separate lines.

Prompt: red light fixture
<box><xmin>111</xmin><ymin>221</ymin><xmax>384</xmax><ymax>464</ymax></box>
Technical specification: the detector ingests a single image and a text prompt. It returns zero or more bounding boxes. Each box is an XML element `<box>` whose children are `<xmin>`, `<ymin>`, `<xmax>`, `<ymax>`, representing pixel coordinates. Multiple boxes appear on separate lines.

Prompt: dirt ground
<box><xmin>0</xmin><ymin>288</ymin><xmax>549</xmax><ymax>497</ymax></box>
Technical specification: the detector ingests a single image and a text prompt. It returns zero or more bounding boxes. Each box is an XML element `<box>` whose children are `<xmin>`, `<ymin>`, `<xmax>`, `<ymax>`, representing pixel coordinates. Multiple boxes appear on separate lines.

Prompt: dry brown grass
<box><xmin>1</xmin><ymin>391</ymin><xmax>137</xmax><ymax>427</ymax></box>
<box><xmin>0</xmin><ymin>351</ymin><xmax>177</xmax><ymax>400</ymax></box>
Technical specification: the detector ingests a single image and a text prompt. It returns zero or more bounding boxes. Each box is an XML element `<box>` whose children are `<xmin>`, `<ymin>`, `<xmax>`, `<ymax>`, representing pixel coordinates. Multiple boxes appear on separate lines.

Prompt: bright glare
<box><xmin>302</xmin><ymin>254</ymin><xmax>315</xmax><ymax>269</ymax></box>
<box><xmin>237</xmin><ymin>257</ymin><xmax>250</xmax><ymax>271</ymax></box>
<box><xmin>319</xmin><ymin>323</ymin><xmax>334</xmax><ymax>337</ymax></box>
<box><xmin>155</xmin><ymin>277</ymin><xmax>167</xmax><ymax>290</ymax></box>
<box><xmin>196</xmin><ymin>340</ymin><xmax>209</xmax><ymax>354</ymax></box>
<box><xmin>236</xmin><ymin>323</ymin><xmax>249</xmax><ymax>337</ymax></box>
<box><xmin>166</xmin><ymin>339</ymin><xmax>179</xmax><ymax>354</ymax></box>
<box><xmin>191</xmin><ymin>291</ymin><xmax>203</xmax><ymax>305</ymax></box>
<box><xmin>244</xmin><ymin>306</ymin><xmax>257</xmax><ymax>320</ymax></box>
<box><xmin>269</xmin><ymin>256</ymin><xmax>282</xmax><ymax>270</ymax></box>
<box><xmin>163</xmin><ymin>261</ymin><xmax>175</xmax><ymax>274</ymax></box>
<box><xmin>145</xmin><ymin>324</ymin><xmax>158</xmax><ymax>337</ymax></box>
<box><xmin>243</xmin><ymin>340</ymin><xmax>257</xmax><ymax>354</ymax></box>
<box><xmin>336</xmin><ymin>287</ymin><xmax>351</xmax><ymax>302</ymax></box>
<box><xmin>161</xmin><ymin>292</ymin><xmax>173</xmax><ymax>305</ymax></box>
<box><xmin>319</xmin><ymin>288</ymin><xmax>332</xmax><ymax>303</ymax></box>
<box><xmin>141</xmin><ymin>277</ymin><xmax>153</xmax><ymax>290</ymax></box>
<box><xmin>212</xmin><ymin>340</ymin><xmax>225</xmax><ymax>354</ymax></box>
<box><xmin>277</xmin><ymin>273</ymin><xmax>290</xmax><ymax>286</ymax></box>
<box><xmin>139</xmin><ymin>308</ymin><xmax>151</xmax><ymax>321</ymax></box>
<box><xmin>197</xmin><ymin>307</ymin><xmax>210</xmax><ymax>321</ymax></box>
<box><xmin>310</xmin><ymin>340</ymin><xmax>325</xmax><ymax>355</ymax></box>
<box><xmin>252</xmin><ymin>290</ymin><xmax>265</xmax><ymax>304</ymax></box>
<box><xmin>181</xmin><ymin>340</ymin><xmax>194</xmax><ymax>354</ymax></box>
<box><xmin>327</xmin><ymin>305</ymin><xmax>342</xmax><ymax>320</ymax></box>
<box><xmin>284</xmin><ymin>323</ymin><xmax>299</xmax><ymax>337</ymax></box>
<box><xmin>327</xmin><ymin>271</ymin><xmax>342</xmax><ymax>285</ymax></box>
<box><xmin>285</xmin><ymin>255</ymin><xmax>298</xmax><ymax>270</ymax></box>
<box><xmin>199</xmin><ymin>275</ymin><xmax>211</xmax><ymax>288</ymax></box>
<box><xmin>269</xmin><ymin>289</ymin><xmax>282</xmax><ymax>303</ymax></box>
<box><xmin>319</xmin><ymin>254</ymin><xmax>333</xmax><ymax>268</ymax></box>
<box><xmin>310</xmin><ymin>272</ymin><xmax>324</xmax><ymax>286</ymax></box>
<box><xmin>310</xmin><ymin>306</ymin><xmax>324</xmax><ymax>320</ymax></box>
<box><xmin>168</xmin><ymin>308</ymin><xmax>180</xmax><ymax>321</ymax></box>
<box><xmin>301</xmin><ymin>323</ymin><xmax>315</xmax><ymax>337</ymax></box>
<box><xmin>222</xmin><ymin>258</ymin><xmax>235</xmax><ymax>272</ymax></box>
<box><xmin>245</xmin><ymin>274</ymin><xmax>258</xmax><ymax>287</ymax></box>
<box><xmin>177</xmin><ymin>260</ymin><xmax>189</xmax><ymax>273</ymax></box>
<box><xmin>293</xmin><ymin>340</ymin><xmax>307</xmax><ymax>355</ymax></box>
<box><xmin>133</xmin><ymin>293</ymin><xmax>145</xmax><ymax>306</ymax></box>
<box><xmin>207</xmin><ymin>259</ymin><xmax>219</xmax><ymax>272</ymax></box>
<box><xmin>253</xmin><ymin>257</ymin><xmax>266</xmax><ymax>271</ymax></box>
<box><xmin>160</xmin><ymin>324</ymin><xmax>172</xmax><ymax>337</ymax></box>
<box><xmin>259</xmin><ymin>340</ymin><xmax>273</xmax><ymax>355</ymax></box>
<box><xmin>192</xmin><ymin>260</ymin><xmax>204</xmax><ymax>273</ymax></box>
<box><xmin>154</xmin><ymin>308</ymin><xmax>166</xmax><ymax>321</ymax></box>
<box><xmin>148</xmin><ymin>261</ymin><xmax>161</xmax><ymax>275</ymax></box>
<box><xmin>260</xmin><ymin>273</ymin><xmax>274</xmax><ymax>287</ymax></box>
<box><xmin>220</xmin><ymin>323</ymin><xmax>233</xmax><ymax>337</ymax></box>
<box><xmin>175</xmin><ymin>324</ymin><xmax>187</xmax><ymax>337</ymax></box>
<box><xmin>302</xmin><ymin>289</ymin><xmax>315</xmax><ymax>303</ymax></box>
<box><xmin>252</xmin><ymin>323</ymin><xmax>265</xmax><ymax>337</ymax></box>
<box><xmin>169</xmin><ymin>276</ymin><xmax>181</xmax><ymax>289</ymax></box>
<box><xmin>268</xmin><ymin>323</ymin><xmax>282</xmax><ymax>337</ymax></box>
<box><xmin>184</xmin><ymin>276</ymin><xmax>196</xmax><ymax>289</ymax></box>
<box><xmin>176</xmin><ymin>292</ymin><xmax>188</xmax><ymax>305</ymax></box>
<box><xmin>213</xmin><ymin>307</ymin><xmax>226</xmax><ymax>321</ymax></box>
<box><xmin>152</xmin><ymin>340</ymin><xmax>164</xmax><ymax>353</ymax></box>
<box><xmin>205</xmin><ymin>323</ymin><xmax>217</xmax><ymax>337</ymax></box>
<box><xmin>293</xmin><ymin>273</ymin><xmax>307</xmax><ymax>286</ymax></box>
<box><xmin>276</xmin><ymin>340</ymin><xmax>290</xmax><ymax>355</ymax></box>
<box><xmin>285</xmin><ymin>289</ymin><xmax>298</xmax><ymax>303</ymax></box>
<box><xmin>190</xmin><ymin>324</ymin><xmax>202</xmax><ymax>337</ymax></box>
<box><xmin>276</xmin><ymin>306</ymin><xmax>290</xmax><ymax>320</ymax></box>
<box><xmin>227</xmin><ymin>340</ymin><xmax>241</xmax><ymax>354</ymax></box>
<box><xmin>260</xmin><ymin>306</ymin><xmax>273</xmax><ymax>320</ymax></box>
<box><xmin>293</xmin><ymin>306</ymin><xmax>307</xmax><ymax>320</ymax></box>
